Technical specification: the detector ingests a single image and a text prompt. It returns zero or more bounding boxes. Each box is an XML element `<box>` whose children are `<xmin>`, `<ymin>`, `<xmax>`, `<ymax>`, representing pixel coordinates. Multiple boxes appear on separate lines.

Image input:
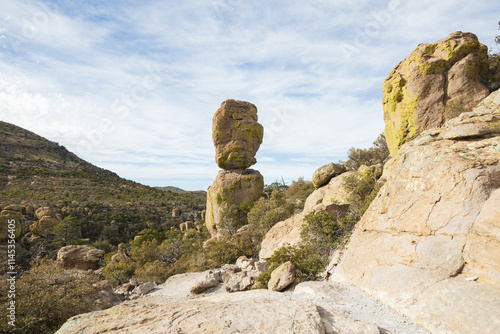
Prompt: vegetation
<box><xmin>0</xmin><ymin>260</ymin><xmax>99</xmax><ymax>334</ymax></box>
<box><xmin>0</xmin><ymin>119</ymin><xmax>388</xmax><ymax>333</ymax></box>
<box><xmin>256</xmin><ymin>135</ymin><xmax>388</xmax><ymax>288</ymax></box>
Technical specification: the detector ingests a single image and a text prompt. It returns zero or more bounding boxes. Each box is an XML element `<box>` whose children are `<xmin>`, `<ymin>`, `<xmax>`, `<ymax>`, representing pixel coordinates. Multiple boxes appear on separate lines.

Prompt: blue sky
<box><xmin>0</xmin><ymin>0</ymin><xmax>499</xmax><ymax>190</ymax></box>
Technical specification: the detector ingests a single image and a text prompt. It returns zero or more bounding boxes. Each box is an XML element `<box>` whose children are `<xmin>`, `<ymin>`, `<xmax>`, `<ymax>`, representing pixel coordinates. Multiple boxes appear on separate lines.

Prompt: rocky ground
<box><xmin>57</xmin><ymin>271</ymin><xmax>429</xmax><ymax>334</ymax></box>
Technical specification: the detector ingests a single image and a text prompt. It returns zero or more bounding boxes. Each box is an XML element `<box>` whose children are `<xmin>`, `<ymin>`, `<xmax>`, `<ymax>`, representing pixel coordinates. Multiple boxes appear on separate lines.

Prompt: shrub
<box><xmin>0</xmin><ymin>259</ymin><xmax>98</xmax><ymax>334</ymax></box>
<box><xmin>102</xmin><ymin>260</ymin><xmax>137</xmax><ymax>286</ymax></box>
<box><xmin>255</xmin><ymin>245</ymin><xmax>325</xmax><ymax>288</ymax></box>
<box><xmin>344</xmin><ymin>133</ymin><xmax>390</xmax><ymax>169</ymax></box>
<box><xmin>301</xmin><ymin>211</ymin><xmax>345</xmax><ymax>258</ymax></box>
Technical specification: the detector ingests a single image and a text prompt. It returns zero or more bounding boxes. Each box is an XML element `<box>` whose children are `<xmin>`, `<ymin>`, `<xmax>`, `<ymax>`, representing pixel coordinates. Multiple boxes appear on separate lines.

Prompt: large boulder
<box><xmin>57</xmin><ymin>245</ymin><xmax>105</xmax><ymax>270</ymax></box>
<box><xmin>312</xmin><ymin>163</ymin><xmax>347</xmax><ymax>188</ymax></box>
<box><xmin>31</xmin><ymin>206</ymin><xmax>60</xmax><ymax>236</ymax></box>
<box><xmin>383</xmin><ymin>31</ymin><xmax>490</xmax><ymax>156</ymax></box>
<box><xmin>205</xmin><ymin>169</ymin><xmax>263</xmax><ymax>238</ymax></box>
<box><xmin>332</xmin><ymin>90</ymin><xmax>500</xmax><ymax>333</ymax></box>
<box><xmin>212</xmin><ymin>99</ymin><xmax>264</xmax><ymax>169</ymax></box>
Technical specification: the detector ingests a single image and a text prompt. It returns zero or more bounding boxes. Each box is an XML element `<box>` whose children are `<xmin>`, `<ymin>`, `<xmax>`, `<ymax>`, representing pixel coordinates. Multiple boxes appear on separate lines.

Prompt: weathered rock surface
<box><xmin>268</xmin><ymin>261</ymin><xmax>296</xmax><ymax>291</ymax></box>
<box><xmin>212</xmin><ymin>99</ymin><xmax>264</xmax><ymax>169</ymax></box>
<box><xmin>260</xmin><ymin>170</ymin><xmax>355</xmax><ymax>261</ymax></box>
<box><xmin>57</xmin><ymin>271</ymin><xmax>429</xmax><ymax>334</ymax></box>
<box><xmin>30</xmin><ymin>206</ymin><xmax>60</xmax><ymax>236</ymax></box>
<box><xmin>383</xmin><ymin>31</ymin><xmax>490</xmax><ymax>156</ymax></box>
<box><xmin>205</xmin><ymin>169</ymin><xmax>263</xmax><ymax>238</ymax></box>
<box><xmin>57</xmin><ymin>245</ymin><xmax>105</xmax><ymax>270</ymax></box>
<box><xmin>333</xmin><ymin>89</ymin><xmax>500</xmax><ymax>334</ymax></box>
<box><xmin>312</xmin><ymin>162</ymin><xmax>347</xmax><ymax>188</ymax></box>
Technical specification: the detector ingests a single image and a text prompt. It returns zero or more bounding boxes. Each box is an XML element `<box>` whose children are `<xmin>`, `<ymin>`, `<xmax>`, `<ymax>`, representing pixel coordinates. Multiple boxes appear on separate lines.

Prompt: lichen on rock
<box><xmin>206</xmin><ymin>169</ymin><xmax>264</xmax><ymax>238</ymax></box>
<box><xmin>212</xmin><ymin>99</ymin><xmax>264</xmax><ymax>169</ymax></box>
<box><xmin>383</xmin><ymin>31</ymin><xmax>491</xmax><ymax>156</ymax></box>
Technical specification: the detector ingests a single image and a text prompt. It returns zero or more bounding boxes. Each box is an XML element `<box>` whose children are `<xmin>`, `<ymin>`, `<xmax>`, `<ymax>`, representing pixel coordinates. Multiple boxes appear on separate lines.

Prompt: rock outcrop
<box><xmin>333</xmin><ymin>89</ymin><xmax>500</xmax><ymax>333</ymax></box>
<box><xmin>30</xmin><ymin>206</ymin><xmax>60</xmax><ymax>236</ymax></box>
<box><xmin>213</xmin><ymin>99</ymin><xmax>264</xmax><ymax>169</ymax></box>
<box><xmin>57</xmin><ymin>271</ymin><xmax>429</xmax><ymax>334</ymax></box>
<box><xmin>206</xmin><ymin>100</ymin><xmax>264</xmax><ymax>238</ymax></box>
<box><xmin>312</xmin><ymin>163</ymin><xmax>347</xmax><ymax>188</ymax></box>
<box><xmin>206</xmin><ymin>169</ymin><xmax>263</xmax><ymax>237</ymax></box>
<box><xmin>383</xmin><ymin>31</ymin><xmax>490</xmax><ymax>156</ymax></box>
<box><xmin>260</xmin><ymin>169</ymin><xmax>357</xmax><ymax>260</ymax></box>
<box><xmin>57</xmin><ymin>245</ymin><xmax>105</xmax><ymax>270</ymax></box>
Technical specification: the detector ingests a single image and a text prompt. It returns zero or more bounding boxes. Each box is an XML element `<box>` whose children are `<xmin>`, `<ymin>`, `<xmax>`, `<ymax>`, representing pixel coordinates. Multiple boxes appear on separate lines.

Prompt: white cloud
<box><xmin>0</xmin><ymin>0</ymin><xmax>498</xmax><ymax>190</ymax></box>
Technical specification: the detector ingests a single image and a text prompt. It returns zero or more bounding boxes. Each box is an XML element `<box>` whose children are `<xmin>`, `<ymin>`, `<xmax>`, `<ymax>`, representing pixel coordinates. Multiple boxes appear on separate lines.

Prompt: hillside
<box><xmin>0</xmin><ymin>121</ymin><xmax>206</xmax><ymax>246</ymax></box>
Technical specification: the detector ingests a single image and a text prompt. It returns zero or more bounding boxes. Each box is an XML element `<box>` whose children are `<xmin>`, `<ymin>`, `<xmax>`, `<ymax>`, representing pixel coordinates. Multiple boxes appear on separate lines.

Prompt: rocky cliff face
<box><xmin>383</xmin><ymin>31</ymin><xmax>490</xmax><ymax>156</ymax></box>
<box><xmin>333</xmin><ymin>89</ymin><xmax>500</xmax><ymax>333</ymax></box>
<box><xmin>206</xmin><ymin>100</ymin><xmax>264</xmax><ymax>238</ymax></box>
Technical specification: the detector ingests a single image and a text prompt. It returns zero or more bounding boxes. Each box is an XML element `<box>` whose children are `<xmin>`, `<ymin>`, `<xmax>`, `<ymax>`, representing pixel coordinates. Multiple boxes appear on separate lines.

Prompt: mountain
<box><xmin>157</xmin><ymin>186</ymin><xmax>207</xmax><ymax>195</ymax></box>
<box><xmin>0</xmin><ymin>120</ymin><xmax>206</xmax><ymax>245</ymax></box>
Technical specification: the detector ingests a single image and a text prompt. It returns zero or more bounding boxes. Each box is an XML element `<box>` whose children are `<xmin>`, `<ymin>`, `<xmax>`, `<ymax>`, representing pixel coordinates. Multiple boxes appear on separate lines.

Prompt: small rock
<box><xmin>254</xmin><ymin>260</ymin><xmax>268</xmax><ymax>273</ymax></box>
<box><xmin>236</xmin><ymin>256</ymin><xmax>255</xmax><ymax>271</ymax></box>
<box><xmin>190</xmin><ymin>277</ymin><xmax>220</xmax><ymax>295</ymax></box>
<box><xmin>268</xmin><ymin>261</ymin><xmax>296</xmax><ymax>292</ymax></box>
<box><xmin>133</xmin><ymin>282</ymin><xmax>155</xmax><ymax>295</ymax></box>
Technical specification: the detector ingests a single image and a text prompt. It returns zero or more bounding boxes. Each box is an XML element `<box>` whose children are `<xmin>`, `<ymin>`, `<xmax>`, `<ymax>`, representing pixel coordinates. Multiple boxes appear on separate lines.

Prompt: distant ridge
<box><xmin>157</xmin><ymin>186</ymin><xmax>207</xmax><ymax>195</ymax></box>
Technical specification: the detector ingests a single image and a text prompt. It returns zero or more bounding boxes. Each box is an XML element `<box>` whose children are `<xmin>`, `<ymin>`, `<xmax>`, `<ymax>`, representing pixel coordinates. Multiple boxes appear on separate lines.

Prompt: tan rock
<box><xmin>205</xmin><ymin>169</ymin><xmax>263</xmax><ymax>238</ymax></box>
<box><xmin>30</xmin><ymin>215</ymin><xmax>60</xmax><ymax>236</ymax></box>
<box><xmin>260</xmin><ymin>170</ymin><xmax>356</xmax><ymax>261</ymax></box>
<box><xmin>312</xmin><ymin>163</ymin><xmax>347</xmax><ymax>188</ymax></box>
<box><xmin>304</xmin><ymin>171</ymin><xmax>355</xmax><ymax>213</ymax></box>
<box><xmin>333</xmin><ymin>89</ymin><xmax>500</xmax><ymax>333</ymax></box>
<box><xmin>57</xmin><ymin>245</ymin><xmax>105</xmax><ymax>270</ymax></box>
<box><xmin>190</xmin><ymin>277</ymin><xmax>220</xmax><ymax>295</ymax></box>
<box><xmin>383</xmin><ymin>31</ymin><xmax>490</xmax><ymax>156</ymax></box>
<box><xmin>56</xmin><ymin>290</ymin><xmax>326</xmax><ymax>334</ymax></box>
<box><xmin>212</xmin><ymin>99</ymin><xmax>264</xmax><ymax>169</ymax></box>
<box><xmin>259</xmin><ymin>213</ymin><xmax>304</xmax><ymax>260</ymax></box>
<box><xmin>35</xmin><ymin>206</ymin><xmax>55</xmax><ymax>219</ymax></box>
<box><xmin>268</xmin><ymin>261</ymin><xmax>296</xmax><ymax>291</ymax></box>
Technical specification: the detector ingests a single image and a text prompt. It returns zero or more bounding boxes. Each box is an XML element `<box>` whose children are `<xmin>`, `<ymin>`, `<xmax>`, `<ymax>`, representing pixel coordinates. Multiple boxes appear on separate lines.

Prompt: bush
<box><xmin>344</xmin><ymin>133</ymin><xmax>390</xmax><ymax>169</ymax></box>
<box><xmin>301</xmin><ymin>211</ymin><xmax>345</xmax><ymax>258</ymax></box>
<box><xmin>247</xmin><ymin>189</ymin><xmax>296</xmax><ymax>240</ymax></box>
<box><xmin>255</xmin><ymin>245</ymin><xmax>325</xmax><ymax>288</ymax></box>
<box><xmin>285</xmin><ymin>177</ymin><xmax>315</xmax><ymax>208</ymax></box>
<box><xmin>0</xmin><ymin>260</ymin><xmax>98</xmax><ymax>334</ymax></box>
<box><xmin>102</xmin><ymin>260</ymin><xmax>137</xmax><ymax>286</ymax></box>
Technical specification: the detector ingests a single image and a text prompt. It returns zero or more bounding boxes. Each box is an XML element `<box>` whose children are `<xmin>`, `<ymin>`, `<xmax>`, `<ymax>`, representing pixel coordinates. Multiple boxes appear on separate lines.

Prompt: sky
<box><xmin>0</xmin><ymin>0</ymin><xmax>498</xmax><ymax>190</ymax></box>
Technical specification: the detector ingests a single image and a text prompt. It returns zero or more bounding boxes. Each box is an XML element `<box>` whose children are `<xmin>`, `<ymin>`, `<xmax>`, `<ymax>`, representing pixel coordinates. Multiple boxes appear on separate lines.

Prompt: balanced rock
<box><xmin>206</xmin><ymin>169</ymin><xmax>263</xmax><ymax>238</ymax></box>
<box><xmin>383</xmin><ymin>31</ymin><xmax>490</xmax><ymax>156</ymax></box>
<box><xmin>57</xmin><ymin>245</ymin><xmax>105</xmax><ymax>270</ymax></box>
<box><xmin>212</xmin><ymin>99</ymin><xmax>264</xmax><ymax>169</ymax></box>
<box><xmin>332</xmin><ymin>89</ymin><xmax>500</xmax><ymax>333</ymax></box>
<box><xmin>312</xmin><ymin>163</ymin><xmax>347</xmax><ymax>188</ymax></box>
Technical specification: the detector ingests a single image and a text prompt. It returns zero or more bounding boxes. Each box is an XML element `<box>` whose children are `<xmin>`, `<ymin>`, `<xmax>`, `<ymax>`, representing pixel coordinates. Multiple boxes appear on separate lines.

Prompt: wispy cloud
<box><xmin>0</xmin><ymin>0</ymin><xmax>498</xmax><ymax>189</ymax></box>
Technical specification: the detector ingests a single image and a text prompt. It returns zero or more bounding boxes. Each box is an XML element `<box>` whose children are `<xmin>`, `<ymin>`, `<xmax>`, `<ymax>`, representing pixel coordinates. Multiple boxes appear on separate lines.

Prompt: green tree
<box><xmin>344</xmin><ymin>133</ymin><xmax>389</xmax><ymax>169</ymax></box>
<box><xmin>53</xmin><ymin>215</ymin><xmax>82</xmax><ymax>246</ymax></box>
